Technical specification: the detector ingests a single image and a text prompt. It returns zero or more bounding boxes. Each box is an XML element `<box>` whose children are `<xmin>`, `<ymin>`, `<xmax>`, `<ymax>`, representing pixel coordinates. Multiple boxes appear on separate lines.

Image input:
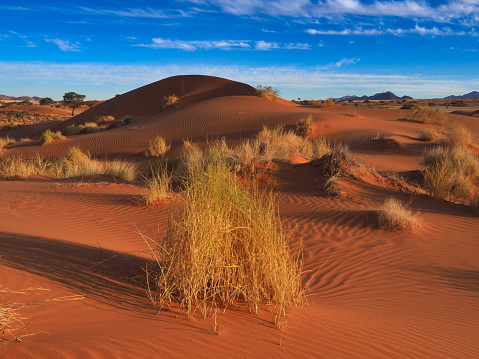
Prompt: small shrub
<box><xmin>94</xmin><ymin>115</ymin><xmax>115</xmax><ymax>125</ymax></box>
<box><xmin>441</xmin><ymin>121</ymin><xmax>474</xmax><ymax>149</ymax></box>
<box><xmin>308</xmin><ymin>137</ymin><xmax>331</xmax><ymax>160</ymax></box>
<box><xmin>64</xmin><ymin>125</ymin><xmax>83</xmax><ymax>136</ymax></box>
<box><xmin>377</xmin><ymin>198</ymin><xmax>420</xmax><ymax>231</ymax></box>
<box><xmin>411</xmin><ymin>107</ymin><xmax>447</xmax><ymax>125</ymax></box>
<box><xmin>345</xmin><ymin>110</ymin><xmax>359</xmax><ymax>117</ymax></box>
<box><xmin>255</xmin><ymin>85</ymin><xmax>280</xmax><ymax>101</ymax></box>
<box><xmin>40</xmin><ymin>129</ymin><xmax>65</xmax><ymax>145</ymax></box>
<box><xmin>323</xmin><ymin>97</ymin><xmax>335</xmax><ymax>108</ymax></box>
<box><xmin>144</xmin><ymin>136</ymin><xmax>171</xmax><ymax>158</ymax></box>
<box><xmin>291</xmin><ymin>115</ymin><xmax>314</xmax><ymax>138</ymax></box>
<box><xmin>160</xmin><ymin>94</ymin><xmax>179</xmax><ymax>109</ymax></box>
<box><xmin>102</xmin><ymin>160</ymin><xmax>138</xmax><ymax>181</ymax></box>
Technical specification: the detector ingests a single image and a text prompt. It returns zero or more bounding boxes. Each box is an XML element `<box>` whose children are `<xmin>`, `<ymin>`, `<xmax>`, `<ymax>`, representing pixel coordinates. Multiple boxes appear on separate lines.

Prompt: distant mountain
<box><xmin>445</xmin><ymin>91</ymin><xmax>479</xmax><ymax>99</ymax></box>
<box><xmin>335</xmin><ymin>91</ymin><xmax>408</xmax><ymax>101</ymax></box>
<box><xmin>0</xmin><ymin>94</ymin><xmax>41</xmax><ymax>102</ymax></box>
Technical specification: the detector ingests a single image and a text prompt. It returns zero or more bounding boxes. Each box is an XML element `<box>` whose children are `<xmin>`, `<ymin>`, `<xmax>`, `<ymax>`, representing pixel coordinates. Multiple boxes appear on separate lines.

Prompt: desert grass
<box><xmin>255</xmin><ymin>85</ymin><xmax>280</xmax><ymax>101</ymax></box>
<box><xmin>345</xmin><ymin>110</ymin><xmax>359</xmax><ymax>117</ymax></box>
<box><xmin>377</xmin><ymin>197</ymin><xmax>420</xmax><ymax>231</ymax></box>
<box><xmin>307</xmin><ymin>137</ymin><xmax>331</xmax><ymax>160</ymax></box>
<box><xmin>291</xmin><ymin>115</ymin><xmax>314</xmax><ymax>138</ymax></box>
<box><xmin>470</xmin><ymin>192</ymin><xmax>479</xmax><ymax>213</ymax></box>
<box><xmin>145</xmin><ymin>151</ymin><xmax>304</xmax><ymax>328</ymax></box>
<box><xmin>144</xmin><ymin>136</ymin><xmax>171</xmax><ymax>158</ymax></box>
<box><xmin>441</xmin><ymin>121</ymin><xmax>474</xmax><ymax>149</ymax></box>
<box><xmin>142</xmin><ymin>164</ymin><xmax>172</xmax><ymax>205</ymax></box>
<box><xmin>0</xmin><ymin>136</ymin><xmax>15</xmax><ymax>150</ymax></box>
<box><xmin>422</xmin><ymin>146</ymin><xmax>479</xmax><ymax>202</ymax></box>
<box><xmin>161</xmin><ymin>94</ymin><xmax>179</xmax><ymax>109</ymax></box>
<box><xmin>94</xmin><ymin>115</ymin><xmax>115</xmax><ymax>125</ymax></box>
<box><xmin>418</xmin><ymin>128</ymin><xmax>444</xmax><ymax>142</ymax></box>
<box><xmin>256</xmin><ymin>126</ymin><xmax>310</xmax><ymax>163</ymax></box>
<box><xmin>0</xmin><ymin>147</ymin><xmax>137</xmax><ymax>181</ymax></box>
<box><xmin>40</xmin><ymin>129</ymin><xmax>65</xmax><ymax>145</ymax></box>
<box><xmin>322</xmin><ymin>97</ymin><xmax>335</xmax><ymax>108</ymax></box>
<box><xmin>411</xmin><ymin>107</ymin><xmax>447</xmax><ymax>125</ymax></box>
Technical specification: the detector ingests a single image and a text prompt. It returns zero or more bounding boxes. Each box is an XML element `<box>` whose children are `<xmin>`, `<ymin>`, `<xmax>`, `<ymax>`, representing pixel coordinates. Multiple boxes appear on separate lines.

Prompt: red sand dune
<box><xmin>1</xmin><ymin>75</ymin><xmax>479</xmax><ymax>358</ymax></box>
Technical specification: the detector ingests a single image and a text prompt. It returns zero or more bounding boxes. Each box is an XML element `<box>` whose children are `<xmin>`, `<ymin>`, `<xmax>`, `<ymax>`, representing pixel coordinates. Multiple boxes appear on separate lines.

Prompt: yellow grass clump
<box><xmin>255</xmin><ymin>85</ymin><xmax>280</xmax><ymax>101</ymax></box>
<box><xmin>441</xmin><ymin>121</ymin><xmax>474</xmax><ymax>149</ymax></box>
<box><xmin>161</xmin><ymin>94</ymin><xmax>179</xmax><ymax>109</ymax></box>
<box><xmin>377</xmin><ymin>198</ymin><xmax>420</xmax><ymax>231</ymax></box>
<box><xmin>145</xmin><ymin>150</ymin><xmax>304</xmax><ymax>328</ymax></box>
<box><xmin>144</xmin><ymin>136</ymin><xmax>171</xmax><ymax>158</ymax></box>
<box><xmin>0</xmin><ymin>136</ymin><xmax>15</xmax><ymax>150</ymax></box>
<box><xmin>142</xmin><ymin>164</ymin><xmax>172</xmax><ymax>205</ymax></box>
<box><xmin>412</xmin><ymin>107</ymin><xmax>447</xmax><ymax>125</ymax></box>
<box><xmin>40</xmin><ymin>129</ymin><xmax>65</xmax><ymax>145</ymax></box>
<box><xmin>422</xmin><ymin>146</ymin><xmax>479</xmax><ymax>202</ymax></box>
<box><xmin>291</xmin><ymin>115</ymin><xmax>314</xmax><ymax>138</ymax></box>
<box><xmin>94</xmin><ymin>115</ymin><xmax>115</xmax><ymax>124</ymax></box>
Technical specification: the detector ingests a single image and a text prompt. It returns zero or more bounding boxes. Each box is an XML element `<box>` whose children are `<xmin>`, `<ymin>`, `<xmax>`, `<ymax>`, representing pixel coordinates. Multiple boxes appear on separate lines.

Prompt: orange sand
<box><xmin>1</xmin><ymin>75</ymin><xmax>478</xmax><ymax>358</ymax></box>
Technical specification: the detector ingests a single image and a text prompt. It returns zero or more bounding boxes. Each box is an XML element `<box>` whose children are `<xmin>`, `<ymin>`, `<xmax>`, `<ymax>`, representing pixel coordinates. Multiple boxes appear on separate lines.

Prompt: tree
<box><xmin>39</xmin><ymin>97</ymin><xmax>54</xmax><ymax>106</ymax></box>
<box><xmin>63</xmin><ymin>92</ymin><xmax>86</xmax><ymax>116</ymax></box>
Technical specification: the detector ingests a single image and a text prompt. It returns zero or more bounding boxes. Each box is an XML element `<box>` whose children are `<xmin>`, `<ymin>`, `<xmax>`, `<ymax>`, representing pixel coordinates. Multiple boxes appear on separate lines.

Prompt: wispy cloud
<box><xmin>45</xmin><ymin>39</ymin><xmax>81</xmax><ymax>52</ymax></box>
<box><xmin>1</xmin><ymin>61</ymin><xmax>477</xmax><ymax>99</ymax></box>
<box><xmin>189</xmin><ymin>0</ymin><xmax>479</xmax><ymax>25</ymax></box>
<box><xmin>307</xmin><ymin>25</ymin><xmax>473</xmax><ymax>36</ymax></box>
<box><xmin>78</xmin><ymin>7</ymin><xmax>189</xmax><ymax>19</ymax></box>
<box><xmin>137</xmin><ymin>38</ymin><xmax>311</xmax><ymax>51</ymax></box>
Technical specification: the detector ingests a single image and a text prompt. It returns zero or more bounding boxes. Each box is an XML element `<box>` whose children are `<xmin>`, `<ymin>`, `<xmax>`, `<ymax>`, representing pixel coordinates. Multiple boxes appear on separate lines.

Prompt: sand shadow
<box><xmin>0</xmin><ymin>231</ymin><xmax>154</xmax><ymax>313</ymax></box>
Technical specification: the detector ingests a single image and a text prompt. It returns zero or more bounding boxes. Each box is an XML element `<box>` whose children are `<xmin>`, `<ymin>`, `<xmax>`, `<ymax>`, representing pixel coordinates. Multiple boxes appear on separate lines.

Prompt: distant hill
<box><xmin>445</xmin><ymin>91</ymin><xmax>479</xmax><ymax>99</ymax></box>
<box><xmin>0</xmin><ymin>94</ymin><xmax>41</xmax><ymax>102</ymax></box>
<box><xmin>335</xmin><ymin>91</ymin><xmax>410</xmax><ymax>101</ymax></box>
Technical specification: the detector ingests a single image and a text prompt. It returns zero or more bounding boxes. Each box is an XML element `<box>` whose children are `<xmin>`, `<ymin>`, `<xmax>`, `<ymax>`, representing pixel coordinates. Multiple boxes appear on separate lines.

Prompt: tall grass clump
<box><xmin>94</xmin><ymin>115</ymin><xmax>115</xmax><ymax>125</ymax></box>
<box><xmin>307</xmin><ymin>137</ymin><xmax>331</xmax><ymax>160</ymax></box>
<box><xmin>142</xmin><ymin>164</ymin><xmax>172</xmax><ymax>205</ymax></box>
<box><xmin>441</xmin><ymin>121</ymin><xmax>474</xmax><ymax>149</ymax></box>
<box><xmin>40</xmin><ymin>129</ymin><xmax>65</xmax><ymax>145</ymax></box>
<box><xmin>412</xmin><ymin>107</ymin><xmax>447</xmax><ymax>125</ymax></box>
<box><xmin>146</xmin><ymin>152</ymin><xmax>304</xmax><ymax>327</ymax></box>
<box><xmin>144</xmin><ymin>136</ymin><xmax>171</xmax><ymax>158</ymax></box>
<box><xmin>418</xmin><ymin>128</ymin><xmax>444</xmax><ymax>142</ymax></box>
<box><xmin>102</xmin><ymin>160</ymin><xmax>138</xmax><ymax>181</ymax></box>
<box><xmin>422</xmin><ymin>146</ymin><xmax>479</xmax><ymax>202</ymax></box>
<box><xmin>0</xmin><ymin>155</ymin><xmax>36</xmax><ymax>179</ymax></box>
<box><xmin>377</xmin><ymin>197</ymin><xmax>420</xmax><ymax>231</ymax></box>
<box><xmin>0</xmin><ymin>136</ymin><xmax>15</xmax><ymax>150</ymax></box>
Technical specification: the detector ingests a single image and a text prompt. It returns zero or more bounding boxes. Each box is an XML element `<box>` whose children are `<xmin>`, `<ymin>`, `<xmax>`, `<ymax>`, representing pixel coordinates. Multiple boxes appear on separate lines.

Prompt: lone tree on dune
<box><xmin>63</xmin><ymin>92</ymin><xmax>85</xmax><ymax>116</ymax></box>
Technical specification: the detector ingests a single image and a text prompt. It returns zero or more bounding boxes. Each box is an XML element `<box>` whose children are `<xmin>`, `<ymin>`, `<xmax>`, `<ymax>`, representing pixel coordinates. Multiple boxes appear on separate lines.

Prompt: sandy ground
<box><xmin>1</xmin><ymin>75</ymin><xmax>479</xmax><ymax>358</ymax></box>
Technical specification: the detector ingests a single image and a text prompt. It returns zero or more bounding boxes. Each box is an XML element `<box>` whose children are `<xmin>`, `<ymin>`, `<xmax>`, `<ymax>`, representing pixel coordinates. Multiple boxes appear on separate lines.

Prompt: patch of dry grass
<box><xmin>0</xmin><ymin>136</ymin><xmax>15</xmax><ymax>150</ymax></box>
<box><xmin>255</xmin><ymin>85</ymin><xmax>280</xmax><ymax>101</ymax></box>
<box><xmin>422</xmin><ymin>146</ymin><xmax>479</xmax><ymax>202</ymax></box>
<box><xmin>40</xmin><ymin>129</ymin><xmax>65</xmax><ymax>145</ymax></box>
<box><xmin>418</xmin><ymin>128</ymin><xmax>444</xmax><ymax>142</ymax></box>
<box><xmin>441</xmin><ymin>121</ymin><xmax>474</xmax><ymax>149</ymax></box>
<box><xmin>142</xmin><ymin>164</ymin><xmax>172</xmax><ymax>205</ymax></box>
<box><xmin>377</xmin><ymin>197</ymin><xmax>420</xmax><ymax>231</ymax></box>
<box><xmin>145</xmin><ymin>151</ymin><xmax>304</xmax><ymax>328</ymax></box>
<box><xmin>291</xmin><ymin>115</ymin><xmax>314</xmax><ymax>138</ymax></box>
<box><xmin>411</xmin><ymin>107</ymin><xmax>447</xmax><ymax>125</ymax></box>
<box><xmin>144</xmin><ymin>136</ymin><xmax>171</xmax><ymax>158</ymax></box>
<box><xmin>161</xmin><ymin>94</ymin><xmax>179</xmax><ymax>109</ymax></box>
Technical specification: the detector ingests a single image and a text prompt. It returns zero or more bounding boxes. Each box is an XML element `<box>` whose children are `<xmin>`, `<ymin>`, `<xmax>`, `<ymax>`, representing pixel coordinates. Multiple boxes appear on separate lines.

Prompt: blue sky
<box><xmin>0</xmin><ymin>0</ymin><xmax>478</xmax><ymax>100</ymax></box>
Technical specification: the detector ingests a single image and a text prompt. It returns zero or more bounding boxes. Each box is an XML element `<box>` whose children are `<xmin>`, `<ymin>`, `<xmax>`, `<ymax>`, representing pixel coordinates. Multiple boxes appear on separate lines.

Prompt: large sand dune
<box><xmin>1</xmin><ymin>75</ymin><xmax>479</xmax><ymax>358</ymax></box>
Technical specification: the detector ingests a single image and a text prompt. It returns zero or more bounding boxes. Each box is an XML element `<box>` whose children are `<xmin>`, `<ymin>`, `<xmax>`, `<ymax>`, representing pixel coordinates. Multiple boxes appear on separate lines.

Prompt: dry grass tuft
<box><xmin>94</xmin><ymin>115</ymin><xmax>115</xmax><ymax>125</ymax></box>
<box><xmin>418</xmin><ymin>128</ymin><xmax>444</xmax><ymax>142</ymax></box>
<box><xmin>377</xmin><ymin>197</ymin><xmax>420</xmax><ymax>231</ymax></box>
<box><xmin>145</xmin><ymin>151</ymin><xmax>304</xmax><ymax>328</ymax></box>
<box><xmin>0</xmin><ymin>136</ymin><xmax>16</xmax><ymax>150</ymax></box>
<box><xmin>411</xmin><ymin>107</ymin><xmax>447</xmax><ymax>125</ymax></box>
<box><xmin>441</xmin><ymin>121</ymin><xmax>474</xmax><ymax>149</ymax></box>
<box><xmin>144</xmin><ymin>136</ymin><xmax>171</xmax><ymax>158</ymax></box>
<box><xmin>142</xmin><ymin>164</ymin><xmax>173</xmax><ymax>205</ymax></box>
<box><xmin>422</xmin><ymin>146</ymin><xmax>479</xmax><ymax>202</ymax></box>
<box><xmin>40</xmin><ymin>130</ymin><xmax>65</xmax><ymax>145</ymax></box>
<box><xmin>255</xmin><ymin>85</ymin><xmax>280</xmax><ymax>101</ymax></box>
<box><xmin>161</xmin><ymin>94</ymin><xmax>179</xmax><ymax>109</ymax></box>
<box><xmin>291</xmin><ymin>115</ymin><xmax>314</xmax><ymax>138</ymax></box>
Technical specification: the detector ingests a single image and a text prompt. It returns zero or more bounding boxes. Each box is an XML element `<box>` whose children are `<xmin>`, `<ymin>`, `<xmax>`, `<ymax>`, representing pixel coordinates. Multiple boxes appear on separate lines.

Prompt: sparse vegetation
<box><xmin>0</xmin><ymin>136</ymin><xmax>15</xmax><ymax>150</ymax></box>
<box><xmin>441</xmin><ymin>121</ymin><xmax>474</xmax><ymax>149</ymax></box>
<box><xmin>291</xmin><ymin>115</ymin><xmax>314</xmax><ymax>138</ymax></box>
<box><xmin>419</xmin><ymin>128</ymin><xmax>444</xmax><ymax>142</ymax></box>
<box><xmin>411</xmin><ymin>107</ymin><xmax>447</xmax><ymax>125</ymax></box>
<box><xmin>422</xmin><ymin>146</ymin><xmax>479</xmax><ymax>202</ymax></box>
<box><xmin>40</xmin><ymin>129</ymin><xmax>65</xmax><ymax>145</ymax></box>
<box><xmin>323</xmin><ymin>97</ymin><xmax>335</xmax><ymax>108</ymax></box>
<box><xmin>144</xmin><ymin>136</ymin><xmax>171</xmax><ymax>158</ymax></box>
<box><xmin>255</xmin><ymin>85</ymin><xmax>280</xmax><ymax>101</ymax></box>
<box><xmin>145</xmin><ymin>149</ymin><xmax>304</xmax><ymax>328</ymax></box>
<box><xmin>142</xmin><ymin>164</ymin><xmax>172</xmax><ymax>205</ymax></box>
<box><xmin>161</xmin><ymin>94</ymin><xmax>179</xmax><ymax>110</ymax></box>
<box><xmin>63</xmin><ymin>92</ymin><xmax>86</xmax><ymax>116</ymax></box>
<box><xmin>94</xmin><ymin>115</ymin><xmax>115</xmax><ymax>125</ymax></box>
<box><xmin>377</xmin><ymin>197</ymin><xmax>420</xmax><ymax>231</ymax></box>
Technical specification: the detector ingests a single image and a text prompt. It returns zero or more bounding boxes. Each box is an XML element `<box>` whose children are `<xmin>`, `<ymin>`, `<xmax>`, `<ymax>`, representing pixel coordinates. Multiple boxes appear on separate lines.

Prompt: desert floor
<box><xmin>1</xmin><ymin>76</ymin><xmax>479</xmax><ymax>358</ymax></box>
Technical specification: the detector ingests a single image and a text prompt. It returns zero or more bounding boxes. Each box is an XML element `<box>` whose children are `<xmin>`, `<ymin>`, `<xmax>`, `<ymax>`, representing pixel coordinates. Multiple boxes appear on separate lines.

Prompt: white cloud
<box><xmin>1</xmin><ymin>61</ymin><xmax>477</xmax><ymax>99</ymax></box>
<box><xmin>79</xmin><ymin>7</ymin><xmax>189</xmax><ymax>18</ymax></box>
<box><xmin>137</xmin><ymin>38</ymin><xmax>311</xmax><ymax>51</ymax></box>
<box><xmin>307</xmin><ymin>25</ymin><xmax>472</xmax><ymax>36</ymax></box>
<box><xmin>189</xmin><ymin>0</ymin><xmax>479</xmax><ymax>25</ymax></box>
<box><xmin>45</xmin><ymin>38</ymin><xmax>81</xmax><ymax>51</ymax></box>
